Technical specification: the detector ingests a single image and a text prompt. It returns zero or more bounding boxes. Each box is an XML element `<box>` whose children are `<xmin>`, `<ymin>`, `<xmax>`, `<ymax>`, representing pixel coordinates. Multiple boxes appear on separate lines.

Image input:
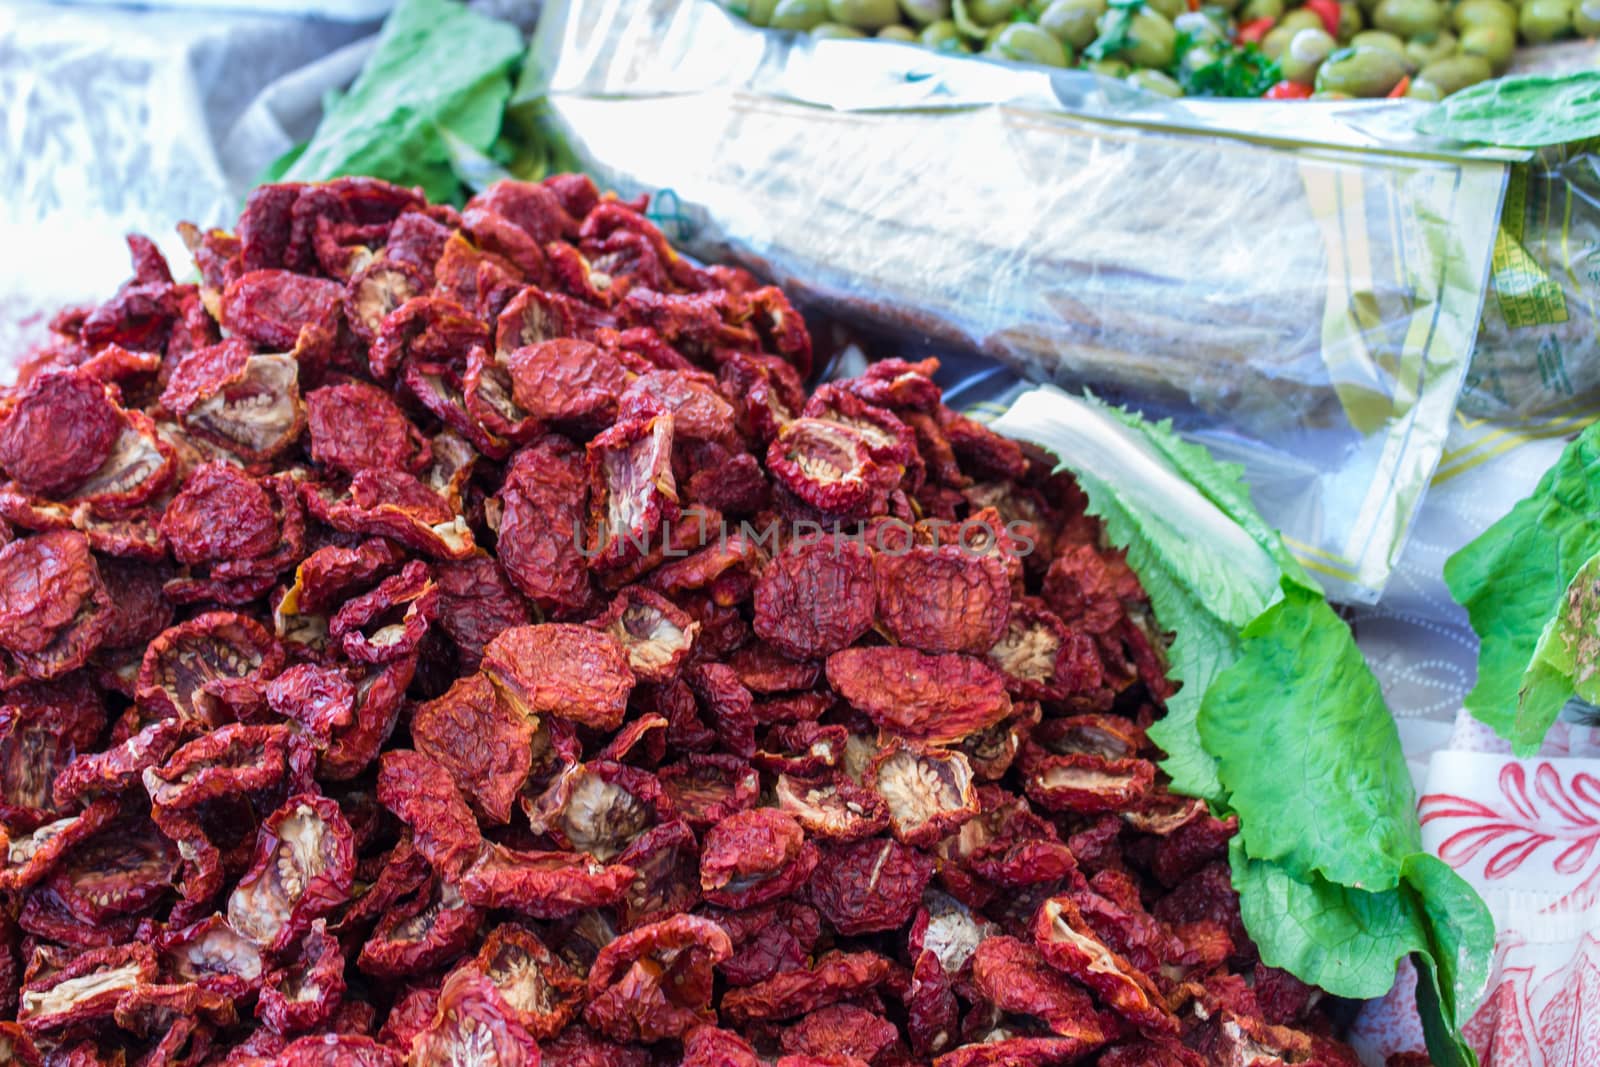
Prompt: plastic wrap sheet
<box><xmin>527</xmin><ymin>0</ymin><xmax>1519</xmax><ymax>602</ymax></box>
<box><xmin>0</xmin><ymin>2</ymin><xmax>374</xmax><ymax>381</ymax></box>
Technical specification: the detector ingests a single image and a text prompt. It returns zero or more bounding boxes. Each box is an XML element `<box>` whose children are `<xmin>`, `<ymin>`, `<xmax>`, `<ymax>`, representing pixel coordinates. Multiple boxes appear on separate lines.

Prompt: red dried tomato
<box><xmin>584</xmin><ymin>914</ymin><xmax>732</xmax><ymax>1043</ymax></box>
<box><xmin>752</xmin><ymin>538</ymin><xmax>875</xmax><ymax>660</ymax></box>
<box><xmin>411</xmin><ymin>672</ymin><xmax>532</xmax><ymax>825</ymax></box>
<box><xmin>482</xmin><ymin>623</ymin><xmax>634</xmax><ymax>731</ymax></box>
<box><xmin>227</xmin><ymin>793</ymin><xmax>355</xmax><ymax>955</ymax></box>
<box><xmin>875</xmin><ymin>543</ymin><xmax>1011</xmax><ymax>655</ymax></box>
<box><xmin>825</xmin><ymin>646</ymin><xmax>1012</xmax><ymax>745</ymax></box>
<box><xmin>0</xmin><ymin>174</ymin><xmax>1369</xmax><ymax>1064</ymax></box>
<box><xmin>0</xmin><ymin>371</ymin><xmax>123</xmax><ymax>496</ymax></box>
<box><xmin>808</xmin><ymin>836</ymin><xmax>932</xmax><ymax>936</ymax></box>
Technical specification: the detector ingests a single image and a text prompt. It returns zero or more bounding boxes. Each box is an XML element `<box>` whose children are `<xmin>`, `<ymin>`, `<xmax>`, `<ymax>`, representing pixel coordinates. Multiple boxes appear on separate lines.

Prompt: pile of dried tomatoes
<box><xmin>0</xmin><ymin>175</ymin><xmax>1366</xmax><ymax>1065</ymax></box>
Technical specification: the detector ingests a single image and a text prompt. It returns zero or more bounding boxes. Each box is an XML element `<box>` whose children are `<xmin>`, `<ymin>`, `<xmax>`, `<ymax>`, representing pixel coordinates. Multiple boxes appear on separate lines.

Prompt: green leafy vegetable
<box><xmin>1444</xmin><ymin>422</ymin><xmax>1600</xmax><ymax>754</ymax></box>
<box><xmin>1083</xmin><ymin>0</ymin><xmax>1144</xmax><ymax>62</ymax></box>
<box><xmin>1173</xmin><ymin>41</ymin><xmax>1281</xmax><ymax>99</ymax></box>
<box><xmin>1417</xmin><ymin>70</ymin><xmax>1600</xmax><ymax>149</ymax></box>
<box><xmin>1201</xmin><ymin>584</ymin><xmax>1421</xmax><ymax>890</ymax></box>
<box><xmin>993</xmin><ymin>387</ymin><xmax>1493</xmax><ymax>1065</ymax></box>
<box><xmin>281</xmin><ymin>0</ymin><xmax>524</xmax><ymax>204</ymax></box>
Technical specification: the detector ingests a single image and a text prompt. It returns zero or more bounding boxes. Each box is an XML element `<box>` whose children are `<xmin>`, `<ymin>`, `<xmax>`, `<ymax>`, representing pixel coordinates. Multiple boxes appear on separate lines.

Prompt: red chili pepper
<box><xmin>1186</xmin><ymin>0</ymin><xmax>1201</xmax><ymax>9</ymax></box>
<box><xmin>1302</xmin><ymin>0</ymin><xmax>1342</xmax><ymax>36</ymax></box>
<box><xmin>1264</xmin><ymin>79</ymin><xmax>1314</xmax><ymax>99</ymax></box>
<box><xmin>1236</xmin><ymin>16</ymin><xmax>1276</xmax><ymax>43</ymax></box>
<box><xmin>1387</xmin><ymin>74</ymin><xmax>1412</xmax><ymax>98</ymax></box>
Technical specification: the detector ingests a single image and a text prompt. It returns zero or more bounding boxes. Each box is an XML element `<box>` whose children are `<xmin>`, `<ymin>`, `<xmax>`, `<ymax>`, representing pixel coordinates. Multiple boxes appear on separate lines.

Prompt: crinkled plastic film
<box><xmin>528</xmin><ymin>0</ymin><xmax>1513</xmax><ymax>602</ymax></box>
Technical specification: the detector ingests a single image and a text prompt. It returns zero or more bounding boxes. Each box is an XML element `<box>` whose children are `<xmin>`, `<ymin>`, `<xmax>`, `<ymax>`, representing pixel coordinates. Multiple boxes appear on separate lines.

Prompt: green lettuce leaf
<box><xmin>1200</xmin><ymin>584</ymin><xmax>1421</xmax><ymax>891</ymax></box>
<box><xmin>281</xmin><ymin>0</ymin><xmax>524</xmax><ymax>204</ymax></box>
<box><xmin>1416</xmin><ymin>70</ymin><xmax>1600</xmax><ymax>149</ymax></box>
<box><xmin>993</xmin><ymin>387</ymin><xmax>1493</xmax><ymax>1064</ymax></box>
<box><xmin>1444</xmin><ymin>423</ymin><xmax>1600</xmax><ymax>754</ymax></box>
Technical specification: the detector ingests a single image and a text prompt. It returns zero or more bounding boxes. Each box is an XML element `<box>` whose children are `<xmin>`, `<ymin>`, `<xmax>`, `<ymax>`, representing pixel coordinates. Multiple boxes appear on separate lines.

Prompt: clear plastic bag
<box><xmin>525</xmin><ymin>0</ymin><xmax>1513</xmax><ymax>602</ymax></box>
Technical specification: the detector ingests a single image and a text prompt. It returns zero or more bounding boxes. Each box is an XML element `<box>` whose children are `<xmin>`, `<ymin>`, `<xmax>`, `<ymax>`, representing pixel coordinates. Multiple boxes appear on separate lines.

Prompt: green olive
<box><xmin>1086</xmin><ymin>57</ymin><xmax>1132</xmax><ymax>75</ymax></box>
<box><xmin>1416</xmin><ymin>53</ymin><xmax>1493</xmax><ymax>93</ymax></box>
<box><xmin>1404</xmin><ymin>76</ymin><xmax>1445</xmax><ymax>99</ymax></box>
<box><xmin>1174</xmin><ymin>10</ymin><xmax>1226</xmax><ymax>38</ymax></box>
<box><xmin>1178</xmin><ymin>40</ymin><xmax>1222</xmax><ymax>74</ymax></box>
<box><xmin>1518</xmin><ymin>0</ymin><xmax>1573</xmax><ymax>41</ymax></box>
<box><xmin>963</xmin><ymin>0</ymin><xmax>1018</xmax><ymax>24</ymax></box>
<box><xmin>746</xmin><ymin>0</ymin><xmax>782</xmax><ymax>26</ymax></box>
<box><xmin>879</xmin><ymin>22</ymin><xmax>921</xmax><ymax>37</ymax></box>
<box><xmin>899</xmin><ymin>0</ymin><xmax>952</xmax><ymax>23</ymax></box>
<box><xmin>1339</xmin><ymin>1</ymin><xmax>1365</xmax><ymax>34</ymax></box>
<box><xmin>1261</xmin><ymin>24</ymin><xmax>1298</xmax><ymax>57</ymax></box>
<box><xmin>986</xmin><ymin>21</ymin><xmax>1072</xmax><ymax>62</ymax></box>
<box><xmin>1239</xmin><ymin>0</ymin><xmax>1284</xmax><ymax>20</ymax></box>
<box><xmin>1350</xmin><ymin>28</ymin><xmax>1405</xmax><ymax>50</ymax></box>
<box><xmin>1314</xmin><ymin>44</ymin><xmax>1408</xmax><ymax>94</ymax></box>
<box><xmin>1040</xmin><ymin>0</ymin><xmax>1107</xmax><ymax>45</ymax></box>
<box><xmin>1310</xmin><ymin>89</ymin><xmax>1353</xmax><ymax>97</ymax></box>
<box><xmin>1127</xmin><ymin>68</ymin><xmax>1185</xmax><ymax>95</ymax></box>
<box><xmin>1452</xmin><ymin>0</ymin><xmax>1517</xmax><ymax>31</ymax></box>
<box><xmin>1208</xmin><ymin>0</ymin><xmax>1243</xmax><ymax>11</ymax></box>
<box><xmin>771</xmin><ymin>0</ymin><xmax>831</xmax><ymax>29</ymax></box>
<box><xmin>1576</xmin><ymin>0</ymin><xmax>1600</xmax><ymax>33</ymax></box>
<box><xmin>1280</xmin><ymin>26</ymin><xmax>1337</xmax><ymax>82</ymax></box>
<box><xmin>1096</xmin><ymin>6</ymin><xmax>1178</xmax><ymax>67</ymax></box>
<box><xmin>1279</xmin><ymin>8</ymin><xmax>1326</xmax><ymax>32</ymax></box>
<box><xmin>812</xmin><ymin>20</ymin><xmax>868</xmax><ymax>35</ymax></box>
<box><xmin>920</xmin><ymin>17</ymin><xmax>971</xmax><ymax>46</ymax></box>
<box><xmin>827</xmin><ymin>0</ymin><xmax>902</xmax><ymax>27</ymax></box>
<box><xmin>1147</xmin><ymin>0</ymin><xmax>1186</xmax><ymax>19</ymax></box>
<box><xmin>1404</xmin><ymin>30</ymin><xmax>1456</xmax><ymax>66</ymax></box>
<box><xmin>1372</xmin><ymin>0</ymin><xmax>1444</xmax><ymax>36</ymax></box>
<box><xmin>1459</xmin><ymin>24</ymin><xmax>1515</xmax><ymax>70</ymax></box>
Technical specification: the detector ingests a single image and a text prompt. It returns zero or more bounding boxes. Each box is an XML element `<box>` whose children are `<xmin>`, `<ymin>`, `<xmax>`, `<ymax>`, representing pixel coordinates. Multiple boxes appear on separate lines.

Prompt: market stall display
<box><xmin>0</xmin><ymin>171</ymin><xmax>1489</xmax><ymax>1063</ymax></box>
<box><xmin>726</xmin><ymin>0</ymin><xmax>1597</xmax><ymax>98</ymax></box>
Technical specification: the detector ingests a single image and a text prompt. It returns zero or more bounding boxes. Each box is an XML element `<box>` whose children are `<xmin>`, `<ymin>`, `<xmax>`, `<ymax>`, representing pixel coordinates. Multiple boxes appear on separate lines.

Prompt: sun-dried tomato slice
<box><xmin>752</xmin><ymin>538</ymin><xmax>875</xmax><ymax>660</ymax></box>
<box><xmin>726</xmin><ymin>644</ymin><xmax>821</xmax><ymax>695</ymax></box>
<box><xmin>409</xmin><ymin>965</ymin><xmax>543</xmax><ymax>1067</ymax></box>
<box><xmin>0</xmin><ymin>678</ymin><xmax>104</xmax><ymax>828</ymax></box>
<box><xmin>492</xmin><ymin>434</ymin><xmax>593</xmax><ymax>617</ymax></box>
<box><xmin>870</xmin><ymin>743</ymin><xmax>980</xmax><ymax>848</ymax></box>
<box><xmin>1033</xmin><ymin>895</ymin><xmax>1177</xmax><ymax>1035</ymax></box>
<box><xmin>808</xmin><ymin>836</ymin><xmax>933</xmax><ymax>936</ymax></box>
<box><xmin>0</xmin><ymin>371</ymin><xmax>123</xmax><ymax>497</ymax></box>
<box><xmin>766</xmin><ymin>417</ymin><xmax>890</xmax><ymax>520</ymax></box>
<box><xmin>659</xmin><ymin>755</ymin><xmax>759</xmax><ymax>832</ymax></box>
<box><xmin>226</xmin><ymin>794</ymin><xmax>355</xmax><ymax>955</ymax></box>
<box><xmin>970</xmin><ymin>935</ymin><xmax>1105</xmax><ymax>1045</ymax></box>
<box><xmin>0</xmin><ymin>531</ymin><xmax>112</xmax><ymax>683</ymax></box>
<box><xmin>0</xmin><ymin>1022</ymin><xmax>41</xmax><ymax>1066</ymax></box>
<box><xmin>1022</xmin><ymin>751</ymin><xmax>1155</xmax><ymax>814</ymax></box>
<box><xmin>368</xmin><ymin>296</ymin><xmax>489</xmax><ymax>381</ymax></box>
<box><xmin>875</xmin><ymin>544</ymin><xmax>1011</xmax><ymax>655</ymax></box>
<box><xmin>258</xmin><ymin>919</ymin><xmax>346</xmax><ymax>1035</ymax></box>
<box><xmin>41</xmin><ymin>817</ymin><xmax>176</xmax><ymax>923</ymax></box>
<box><xmin>584</xmin><ymin>913</ymin><xmax>732</xmax><ymax>1043</ymax></box>
<box><xmin>328</xmin><ymin>558</ymin><xmax>437</xmax><ymax>664</ymax></box>
<box><xmin>525</xmin><ymin>762</ymin><xmax>673</xmax><ymax>862</ymax></box>
<box><xmin>459</xmin><ymin>924</ymin><xmax>585</xmax><ymax>1040</ymax></box>
<box><xmin>161</xmin><ymin>339</ymin><xmax>305</xmax><ymax>462</ymax></box>
<box><xmin>586</xmin><ymin>415</ymin><xmax>679</xmax><ymax>572</ymax></box>
<box><xmin>377</xmin><ymin>750</ymin><xmax>482</xmax><ymax>880</ymax></box>
<box><xmin>700</xmin><ymin>809</ymin><xmax>817</xmax><ymax>911</ymax></box>
<box><xmin>0</xmin><ymin>796</ymin><xmax>118</xmax><ymax>894</ymax></box>
<box><xmin>780</xmin><ymin>1003</ymin><xmax>899</xmax><ymax>1064</ymax></box>
<box><xmin>156</xmin><ymin>914</ymin><xmax>265</xmax><ymax>1000</ymax></box>
<box><xmin>482</xmin><ymin>624</ymin><xmax>634</xmax><ymax>731</ymax></box>
<box><xmin>344</xmin><ymin>259</ymin><xmax>427</xmax><ymax>344</ymax></box>
<box><xmin>590</xmin><ymin>586</ymin><xmax>697</xmax><ymax>683</ymax></box>
<box><xmin>303</xmin><ymin>468</ymin><xmax>475</xmax><ymax>561</ymax></box>
<box><xmin>17</xmin><ymin>942</ymin><xmax>156</xmax><ymax>1036</ymax></box>
<box><xmin>307</xmin><ymin>381</ymin><xmax>430</xmax><ymax>477</ymax></box>
<box><xmin>721</xmin><ymin>950</ymin><xmax>892</xmax><ymax>1025</ymax></box>
<box><xmin>460</xmin><ymin>845</ymin><xmax>636</xmax><ymax>920</ymax></box>
<box><xmin>619</xmin><ymin>368</ymin><xmax>738</xmax><ymax>445</ymax></box>
<box><xmin>773</xmin><ymin>771</ymin><xmax>890</xmax><ymax>842</ymax></box>
<box><xmin>825</xmin><ymin>647</ymin><xmax>1012</xmax><ymax>746</ymax></box>
<box><xmin>504</xmin><ymin>338</ymin><xmax>631</xmax><ymax>430</ymax></box>
<box><xmin>411</xmin><ymin>672</ymin><xmax>532</xmax><ymax>825</ymax></box>
<box><xmin>358</xmin><ymin>878</ymin><xmax>482</xmax><ymax>979</ymax></box>
<box><xmin>136</xmin><ymin>612</ymin><xmax>285</xmax><ymax>726</ymax></box>
<box><xmin>161</xmin><ymin>462</ymin><xmax>280</xmax><ymax>567</ymax></box>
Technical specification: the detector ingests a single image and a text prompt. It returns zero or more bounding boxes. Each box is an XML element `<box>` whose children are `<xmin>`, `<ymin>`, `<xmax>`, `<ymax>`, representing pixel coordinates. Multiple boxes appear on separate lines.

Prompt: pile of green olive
<box><xmin>729</xmin><ymin>0</ymin><xmax>1600</xmax><ymax>98</ymax></box>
